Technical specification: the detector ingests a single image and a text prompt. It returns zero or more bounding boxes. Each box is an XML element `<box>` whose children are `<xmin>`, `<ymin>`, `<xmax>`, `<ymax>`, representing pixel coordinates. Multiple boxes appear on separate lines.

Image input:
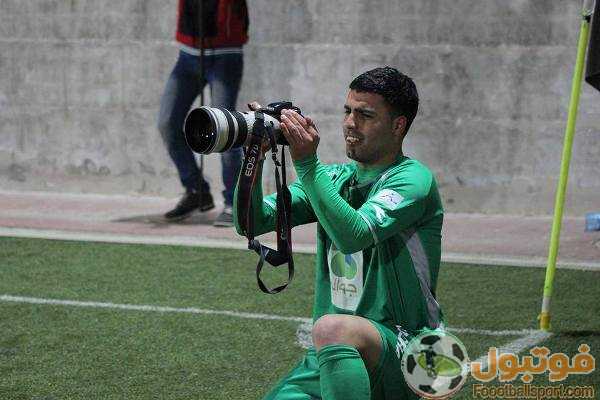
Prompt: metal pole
<box><xmin>198</xmin><ymin>0</ymin><xmax>205</xmax><ymax>107</ymax></box>
<box><xmin>197</xmin><ymin>0</ymin><xmax>205</xmax><ymax>199</ymax></box>
<box><xmin>539</xmin><ymin>6</ymin><xmax>592</xmax><ymax>331</ymax></box>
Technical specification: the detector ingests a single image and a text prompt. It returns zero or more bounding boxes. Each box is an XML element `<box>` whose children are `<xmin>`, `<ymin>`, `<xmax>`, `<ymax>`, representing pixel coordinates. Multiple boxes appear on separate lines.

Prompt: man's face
<box><xmin>342</xmin><ymin>90</ymin><xmax>403</xmax><ymax>166</ymax></box>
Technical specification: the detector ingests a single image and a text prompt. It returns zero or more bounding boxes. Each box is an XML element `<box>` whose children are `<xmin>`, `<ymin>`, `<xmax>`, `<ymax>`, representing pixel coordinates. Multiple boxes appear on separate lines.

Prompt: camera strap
<box><xmin>236</xmin><ymin>112</ymin><xmax>294</xmax><ymax>294</ymax></box>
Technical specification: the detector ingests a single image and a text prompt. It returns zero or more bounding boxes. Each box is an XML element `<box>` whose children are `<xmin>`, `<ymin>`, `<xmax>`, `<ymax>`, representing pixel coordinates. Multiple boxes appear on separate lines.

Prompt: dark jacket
<box><xmin>176</xmin><ymin>0</ymin><xmax>249</xmax><ymax>48</ymax></box>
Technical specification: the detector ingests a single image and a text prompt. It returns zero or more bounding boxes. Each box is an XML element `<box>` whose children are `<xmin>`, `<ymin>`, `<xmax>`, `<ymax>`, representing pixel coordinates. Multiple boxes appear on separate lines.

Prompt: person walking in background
<box><xmin>158</xmin><ymin>0</ymin><xmax>248</xmax><ymax>226</ymax></box>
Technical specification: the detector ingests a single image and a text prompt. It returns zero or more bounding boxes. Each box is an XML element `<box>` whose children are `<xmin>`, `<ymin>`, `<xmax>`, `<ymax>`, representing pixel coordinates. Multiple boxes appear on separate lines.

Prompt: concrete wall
<box><xmin>0</xmin><ymin>0</ymin><xmax>598</xmax><ymax>215</ymax></box>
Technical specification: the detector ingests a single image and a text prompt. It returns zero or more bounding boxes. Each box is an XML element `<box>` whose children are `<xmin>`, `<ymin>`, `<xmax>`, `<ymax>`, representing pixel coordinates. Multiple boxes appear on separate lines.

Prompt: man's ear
<box><xmin>392</xmin><ymin>115</ymin><xmax>407</xmax><ymax>141</ymax></box>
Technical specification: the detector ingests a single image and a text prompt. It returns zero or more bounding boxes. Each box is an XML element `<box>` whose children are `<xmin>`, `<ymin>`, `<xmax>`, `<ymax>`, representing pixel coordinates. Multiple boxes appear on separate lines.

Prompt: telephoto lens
<box><xmin>184</xmin><ymin>107</ymin><xmax>281</xmax><ymax>154</ymax></box>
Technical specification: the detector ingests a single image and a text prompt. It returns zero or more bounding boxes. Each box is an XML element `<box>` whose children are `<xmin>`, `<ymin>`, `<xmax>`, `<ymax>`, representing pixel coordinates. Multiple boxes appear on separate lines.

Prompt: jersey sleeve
<box><xmin>294</xmin><ymin>155</ymin><xmax>373</xmax><ymax>254</ymax></box>
<box><xmin>356</xmin><ymin>164</ymin><xmax>433</xmax><ymax>244</ymax></box>
<box><xmin>233</xmin><ymin>161</ymin><xmax>316</xmax><ymax>238</ymax></box>
<box><xmin>263</xmin><ymin>179</ymin><xmax>317</xmax><ymax>229</ymax></box>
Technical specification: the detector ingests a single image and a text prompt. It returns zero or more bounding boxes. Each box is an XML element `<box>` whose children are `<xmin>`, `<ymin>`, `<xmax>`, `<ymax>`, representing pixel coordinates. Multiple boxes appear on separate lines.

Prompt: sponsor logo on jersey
<box><xmin>327</xmin><ymin>243</ymin><xmax>363</xmax><ymax>311</ymax></box>
<box><xmin>330</xmin><ymin>252</ymin><xmax>359</xmax><ymax>279</ymax></box>
<box><xmin>372</xmin><ymin>189</ymin><xmax>404</xmax><ymax>210</ymax></box>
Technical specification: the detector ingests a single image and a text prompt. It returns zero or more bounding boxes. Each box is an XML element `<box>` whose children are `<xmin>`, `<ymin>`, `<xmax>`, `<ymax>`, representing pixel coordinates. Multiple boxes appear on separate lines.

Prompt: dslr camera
<box><xmin>184</xmin><ymin>101</ymin><xmax>301</xmax><ymax>154</ymax></box>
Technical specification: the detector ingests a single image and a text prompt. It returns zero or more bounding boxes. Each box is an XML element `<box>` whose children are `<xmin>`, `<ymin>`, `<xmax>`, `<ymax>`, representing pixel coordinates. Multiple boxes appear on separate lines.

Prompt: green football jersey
<box><xmin>262</xmin><ymin>156</ymin><xmax>444</xmax><ymax>335</ymax></box>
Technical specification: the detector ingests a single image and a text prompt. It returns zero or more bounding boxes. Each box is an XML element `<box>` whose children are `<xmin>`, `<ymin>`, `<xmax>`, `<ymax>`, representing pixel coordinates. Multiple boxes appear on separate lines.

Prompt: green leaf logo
<box><xmin>330</xmin><ymin>252</ymin><xmax>358</xmax><ymax>279</ymax></box>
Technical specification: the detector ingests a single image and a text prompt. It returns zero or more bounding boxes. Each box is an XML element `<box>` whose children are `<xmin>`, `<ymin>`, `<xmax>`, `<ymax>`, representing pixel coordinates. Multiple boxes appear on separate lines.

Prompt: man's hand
<box><xmin>247</xmin><ymin>101</ymin><xmax>262</xmax><ymax>111</ymax></box>
<box><xmin>279</xmin><ymin>109</ymin><xmax>320</xmax><ymax>161</ymax></box>
<box><xmin>247</xmin><ymin>101</ymin><xmax>271</xmax><ymax>158</ymax></box>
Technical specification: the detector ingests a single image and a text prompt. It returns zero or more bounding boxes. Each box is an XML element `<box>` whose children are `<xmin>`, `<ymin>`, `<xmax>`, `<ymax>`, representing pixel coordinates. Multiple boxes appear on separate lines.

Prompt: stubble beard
<box><xmin>346</xmin><ymin>145</ymin><xmax>379</xmax><ymax>165</ymax></box>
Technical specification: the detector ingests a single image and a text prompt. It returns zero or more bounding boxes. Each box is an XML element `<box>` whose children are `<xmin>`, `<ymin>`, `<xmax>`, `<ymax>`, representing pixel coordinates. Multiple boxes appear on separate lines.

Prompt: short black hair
<box><xmin>349</xmin><ymin>66</ymin><xmax>419</xmax><ymax>133</ymax></box>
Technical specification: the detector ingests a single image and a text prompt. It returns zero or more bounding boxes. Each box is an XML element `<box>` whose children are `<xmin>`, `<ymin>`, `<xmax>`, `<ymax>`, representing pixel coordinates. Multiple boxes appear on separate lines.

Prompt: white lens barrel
<box><xmin>205</xmin><ymin>107</ymin><xmax>234</xmax><ymax>153</ymax></box>
<box><xmin>242</xmin><ymin>112</ymin><xmax>281</xmax><ymax>142</ymax></box>
<box><xmin>184</xmin><ymin>106</ymin><xmax>282</xmax><ymax>154</ymax></box>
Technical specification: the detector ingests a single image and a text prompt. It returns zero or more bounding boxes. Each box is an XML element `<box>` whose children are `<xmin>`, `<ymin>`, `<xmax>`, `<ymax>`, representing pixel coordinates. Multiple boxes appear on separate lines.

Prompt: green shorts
<box><xmin>262</xmin><ymin>320</ymin><xmax>419</xmax><ymax>400</ymax></box>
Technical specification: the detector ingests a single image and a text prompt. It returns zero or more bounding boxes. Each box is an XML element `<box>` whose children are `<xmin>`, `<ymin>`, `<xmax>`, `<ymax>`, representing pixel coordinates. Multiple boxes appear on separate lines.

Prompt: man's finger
<box><xmin>280</xmin><ymin>119</ymin><xmax>298</xmax><ymax>146</ymax></box>
<box><xmin>283</xmin><ymin>110</ymin><xmax>309</xmax><ymax>131</ymax></box>
<box><xmin>280</xmin><ymin>114</ymin><xmax>296</xmax><ymax>132</ymax></box>
<box><xmin>290</xmin><ymin>119</ymin><xmax>305</xmax><ymax>144</ymax></box>
<box><xmin>248</xmin><ymin>101</ymin><xmax>262</xmax><ymax>111</ymax></box>
<box><xmin>286</xmin><ymin>111</ymin><xmax>318</xmax><ymax>141</ymax></box>
<box><xmin>283</xmin><ymin>112</ymin><xmax>314</xmax><ymax>143</ymax></box>
<box><xmin>305</xmin><ymin>116</ymin><xmax>318</xmax><ymax>131</ymax></box>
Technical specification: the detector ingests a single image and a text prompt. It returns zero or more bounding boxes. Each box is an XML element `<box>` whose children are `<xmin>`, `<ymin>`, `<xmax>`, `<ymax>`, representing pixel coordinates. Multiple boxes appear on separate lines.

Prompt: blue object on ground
<box><xmin>585</xmin><ymin>212</ymin><xmax>600</xmax><ymax>231</ymax></box>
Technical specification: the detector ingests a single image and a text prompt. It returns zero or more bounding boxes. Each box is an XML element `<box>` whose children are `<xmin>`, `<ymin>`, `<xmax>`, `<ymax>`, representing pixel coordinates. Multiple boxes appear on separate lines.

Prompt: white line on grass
<box><xmin>449</xmin><ymin>327</ymin><xmax>541</xmax><ymax>337</ymax></box>
<box><xmin>2</xmin><ymin>294</ymin><xmax>553</xmax><ymax>363</ymax></box>
<box><xmin>473</xmin><ymin>330</ymin><xmax>553</xmax><ymax>369</ymax></box>
<box><xmin>2</xmin><ymin>227</ymin><xmax>599</xmax><ymax>270</ymax></box>
<box><xmin>294</xmin><ymin>322</ymin><xmax>542</xmax><ymax>350</ymax></box>
<box><xmin>1</xmin><ymin>294</ymin><xmax>534</xmax><ymax>338</ymax></box>
<box><xmin>0</xmin><ymin>293</ymin><xmax>555</xmax><ymax>382</ymax></box>
<box><xmin>0</xmin><ymin>228</ymin><xmax>318</xmax><ymax>255</ymax></box>
<box><xmin>0</xmin><ymin>294</ymin><xmax>310</xmax><ymax>323</ymax></box>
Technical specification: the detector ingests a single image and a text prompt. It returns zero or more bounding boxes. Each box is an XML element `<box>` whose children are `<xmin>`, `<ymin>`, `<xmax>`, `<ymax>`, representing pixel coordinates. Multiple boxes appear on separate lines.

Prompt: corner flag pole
<box><xmin>539</xmin><ymin>4</ymin><xmax>593</xmax><ymax>331</ymax></box>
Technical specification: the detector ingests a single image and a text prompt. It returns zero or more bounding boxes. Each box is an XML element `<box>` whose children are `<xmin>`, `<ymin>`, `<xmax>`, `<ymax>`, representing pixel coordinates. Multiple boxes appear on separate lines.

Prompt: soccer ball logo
<box><xmin>401</xmin><ymin>330</ymin><xmax>469</xmax><ymax>399</ymax></box>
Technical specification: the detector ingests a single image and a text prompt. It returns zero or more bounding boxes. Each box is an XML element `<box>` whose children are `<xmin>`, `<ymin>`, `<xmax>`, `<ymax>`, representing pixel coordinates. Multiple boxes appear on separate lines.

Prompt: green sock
<box><xmin>317</xmin><ymin>344</ymin><xmax>371</xmax><ymax>400</ymax></box>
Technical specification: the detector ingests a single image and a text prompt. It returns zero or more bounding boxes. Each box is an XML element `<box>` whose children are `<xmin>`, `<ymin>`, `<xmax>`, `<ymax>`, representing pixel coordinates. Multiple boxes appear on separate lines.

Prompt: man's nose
<box><xmin>343</xmin><ymin>113</ymin><xmax>355</xmax><ymax>130</ymax></box>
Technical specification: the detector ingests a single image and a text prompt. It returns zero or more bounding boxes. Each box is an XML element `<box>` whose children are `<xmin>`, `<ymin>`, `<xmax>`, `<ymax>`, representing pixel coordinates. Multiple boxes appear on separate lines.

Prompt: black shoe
<box><xmin>164</xmin><ymin>191</ymin><xmax>214</xmax><ymax>221</ymax></box>
<box><xmin>213</xmin><ymin>206</ymin><xmax>233</xmax><ymax>227</ymax></box>
<box><xmin>198</xmin><ymin>191</ymin><xmax>215</xmax><ymax>212</ymax></box>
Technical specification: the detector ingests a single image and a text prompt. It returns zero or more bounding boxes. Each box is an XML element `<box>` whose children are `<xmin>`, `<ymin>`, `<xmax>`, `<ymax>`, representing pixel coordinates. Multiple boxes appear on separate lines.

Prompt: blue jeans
<box><xmin>158</xmin><ymin>50</ymin><xmax>243</xmax><ymax>206</ymax></box>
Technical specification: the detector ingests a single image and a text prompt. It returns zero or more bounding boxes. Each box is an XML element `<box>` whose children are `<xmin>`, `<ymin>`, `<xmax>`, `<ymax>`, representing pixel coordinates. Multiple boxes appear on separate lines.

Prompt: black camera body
<box><xmin>184</xmin><ymin>101</ymin><xmax>301</xmax><ymax>154</ymax></box>
<box><xmin>259</xmin><ymin>101</ymin><xmax>301</xmax><ymax>121</ymax></box>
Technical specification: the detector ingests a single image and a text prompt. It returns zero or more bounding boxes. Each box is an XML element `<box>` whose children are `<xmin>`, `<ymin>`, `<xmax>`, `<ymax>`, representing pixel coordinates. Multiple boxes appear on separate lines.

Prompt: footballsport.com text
<box><xmin>472</xmin><ymin>383</ymin><xmax>595</xmax><ymax>399</ymax></box>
